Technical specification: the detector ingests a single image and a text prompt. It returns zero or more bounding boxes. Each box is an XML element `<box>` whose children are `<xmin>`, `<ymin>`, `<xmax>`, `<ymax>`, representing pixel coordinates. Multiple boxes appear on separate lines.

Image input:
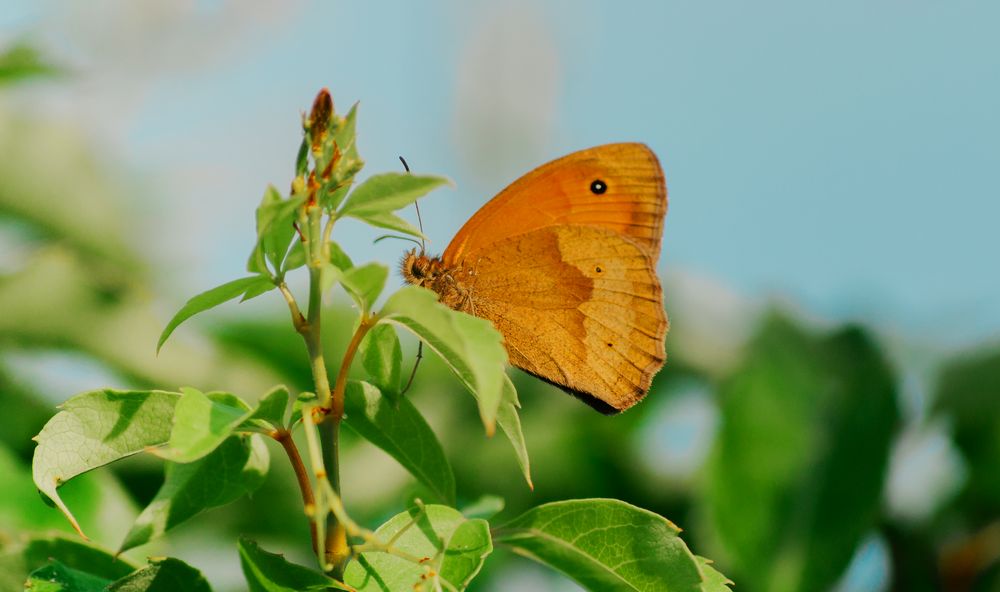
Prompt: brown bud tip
<box><xmin>321</xmin><ymin>142</ymin><xmax>340</xmax><ymax>182</ymax></box>
<box><xmin>309</xmin><ymin>88</ymin><xmax>333</xmax><ymax>131</ymax></box>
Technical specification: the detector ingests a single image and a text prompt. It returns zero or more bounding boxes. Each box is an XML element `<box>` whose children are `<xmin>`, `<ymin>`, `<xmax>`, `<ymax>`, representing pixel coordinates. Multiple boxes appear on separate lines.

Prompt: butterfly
<box><xmin>401</xmin><ymin>143</ymin><xmax>668</xmax><ymax>413</ymax></box>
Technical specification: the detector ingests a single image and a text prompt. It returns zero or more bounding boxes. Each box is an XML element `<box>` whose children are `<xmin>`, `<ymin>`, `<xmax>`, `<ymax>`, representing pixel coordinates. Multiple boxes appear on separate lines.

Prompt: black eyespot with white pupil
<box><xmin>590</xmin><ymin>179</ymin><xmax>607</xmax><ymax>195</ymax></box>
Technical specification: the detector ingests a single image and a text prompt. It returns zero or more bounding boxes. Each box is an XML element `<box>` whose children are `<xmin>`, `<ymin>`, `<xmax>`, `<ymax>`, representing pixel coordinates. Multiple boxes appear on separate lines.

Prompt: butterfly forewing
<box><xmin>442</xmin><ymin>143</ymin><xmax>666</xmax><ymax>266</ymax></box>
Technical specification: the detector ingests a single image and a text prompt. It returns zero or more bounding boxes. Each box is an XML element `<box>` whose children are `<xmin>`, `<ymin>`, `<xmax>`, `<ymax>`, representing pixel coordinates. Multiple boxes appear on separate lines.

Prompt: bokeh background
<box><xmin>2</xmin><ymin>1</ymin><xmax>998</xmax><ymax>591</ymax></box>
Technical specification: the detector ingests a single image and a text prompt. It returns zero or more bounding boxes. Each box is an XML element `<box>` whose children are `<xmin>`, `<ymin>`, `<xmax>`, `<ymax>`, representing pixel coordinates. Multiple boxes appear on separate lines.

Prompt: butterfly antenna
<box><xmin>397</xmin><ymin>155</ymin><xmax>425</xmax><ymax>399</ymax></box>
<box><xmin>399</xmin><ymin>155</ymin><xmax>426</xmax><ymax>253</ymax></box>
<box><xmin>399</xmin><ymin>340</ymin><xmax>423</xmax><ymax>400</ymax></box>
<box><xmin>373</xmin><ymin>234</ymin><xmax>423</xmax><ymax>248</ymax></box>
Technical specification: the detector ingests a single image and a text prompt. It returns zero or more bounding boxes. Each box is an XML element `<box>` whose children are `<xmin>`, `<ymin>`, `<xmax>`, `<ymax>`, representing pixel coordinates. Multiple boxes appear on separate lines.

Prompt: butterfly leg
<box><xmin>447</xmin><ymin>276</ymin><xmax>477</xmax><ymax>315</ymax></box>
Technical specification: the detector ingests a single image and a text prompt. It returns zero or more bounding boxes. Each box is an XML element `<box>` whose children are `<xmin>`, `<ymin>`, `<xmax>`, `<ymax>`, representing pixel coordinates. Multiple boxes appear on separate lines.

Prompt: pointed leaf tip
<box><xmin>157</xmin><ymin>275</ymin><xmax>272</xmax><ymax>352</ymax></box>
<box><xmin>32</xmin><ymin>389</ymin><xmax>181</xmax><ymax>536</ymax></box>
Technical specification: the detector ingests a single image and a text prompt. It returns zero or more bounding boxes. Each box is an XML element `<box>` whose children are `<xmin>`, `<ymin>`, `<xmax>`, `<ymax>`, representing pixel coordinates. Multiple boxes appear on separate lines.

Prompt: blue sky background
<box><xmin>3</xmin><ymin>0</ymin><xmax>998</xmax><ymax>347</ymax></box>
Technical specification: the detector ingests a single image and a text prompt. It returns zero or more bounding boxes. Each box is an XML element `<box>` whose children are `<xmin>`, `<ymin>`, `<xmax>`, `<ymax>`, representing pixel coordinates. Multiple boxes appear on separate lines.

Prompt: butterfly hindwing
<box><xmin>462</xmin><ymin>226</ymin><xmax>667</xmax><ymax>412</ymax></box>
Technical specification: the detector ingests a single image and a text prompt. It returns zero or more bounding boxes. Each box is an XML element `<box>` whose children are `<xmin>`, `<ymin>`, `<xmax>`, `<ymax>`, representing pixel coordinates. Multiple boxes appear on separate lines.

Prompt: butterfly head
<box><xmin>400</xmin><ymin>249</ymin><xmax>444</xmax><ymax>288</ymax></box>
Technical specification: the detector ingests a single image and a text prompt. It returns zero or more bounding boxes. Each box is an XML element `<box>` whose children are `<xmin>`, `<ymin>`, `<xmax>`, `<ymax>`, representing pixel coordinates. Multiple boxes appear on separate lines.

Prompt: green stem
<box><xmin>319</xmin><ymin>314</ymin><xmax>376</xmax><ymax>576</ymax></box>
<box><xmin>321</xmin><ymin>419</ymin><xmax>347</xmax><ymax>578</ymax></box>
<box><xmin>302</xmin><ymin>205</ymin><xmax>351</xmax><ymax>576</ymax></box>
<box><xmin>322</xmin><ymin>213</ymin><xmax>337</xmax><ymax>250</ymax></box>
<box><xmin>301</xmin><ymin>404</ymin><xmax>330</xmax><ymax>571</ymax></box>
<box><xmin>306</xmin><ymin>207</ymin><xmax>331</xmax><ymax>408</ymax></box>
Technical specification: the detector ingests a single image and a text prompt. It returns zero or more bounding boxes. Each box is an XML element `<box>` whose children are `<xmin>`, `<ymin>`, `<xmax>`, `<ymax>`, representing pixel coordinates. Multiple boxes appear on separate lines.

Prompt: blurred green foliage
<box><xmin>706</xmin><ymin>318</ymin><xmax>899</xmax><ymax>591</ymax></box>
<box><xmin>0</xmin><ymin>43</ymin><xmax>61</xmax><ymax>86</ymax></box>
<box><xmin>1</xmin><ymin>42</ymin><xmax>999</xmax><ymax>592</ymax></box>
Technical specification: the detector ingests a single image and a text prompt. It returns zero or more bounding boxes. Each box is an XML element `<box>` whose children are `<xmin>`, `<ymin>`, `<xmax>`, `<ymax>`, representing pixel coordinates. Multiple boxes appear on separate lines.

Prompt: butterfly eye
<box><xmin>590</xmin><ymin>179</ymin><xmax>607</xmax><ymax>195</ymax></box>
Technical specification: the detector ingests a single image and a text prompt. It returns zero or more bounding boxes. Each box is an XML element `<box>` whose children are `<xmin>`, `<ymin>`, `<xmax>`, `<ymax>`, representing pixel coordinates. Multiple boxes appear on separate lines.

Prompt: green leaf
<box><xmin>704</xmin><ymin>314</ymin><xmax>899</xmax><ymax>592</ymax></box>
<box><xmin>289</xmin><ymin>391</ymin><xmax>318</xmax><ymax>427</ymax></box>
<box><xmin>159</xmin><ymin>388</ymin><xmax>254</xmax><ymax>463</ymax></box>
<box><xmin>32</xmin><ymin>389</ymin><xmax>180</xmax><ymax>534</ymax></box>
<box><xmin>295</xmin><ymin>137</ymin><xmax>309</xmax><ymax>176</ymax></box>
<box><xmin>0</xmin><ymin>42</ymin><xmax>61</xmax><ymax>85</ymax></box>
<box><xmin>379</xmin><ymin>286</ymin><xmax>506</xmax><ymax>435</ymax></box>
<box><xmin>319</xmin><ymin>102</ymin><xmax>362</xmax><ymax>212</ymax></box>
<box><xmin>439</xmin><ymin>520</ymin><xmax>493</xmax><ymax>588</ymax></box>
<box><xmin>494</xmin><ymin>499</ymin><xmax>708</xmax><ymax>592</ymax></box>
<box><xmin>932</xmin><ymin>346</ymin><xmax>1000</xmax><ymax>518</ymax></box>
<box><xmin>338</xmin><ymin>173</ymin><xmax>450</xmax><ymax>217</ymax></box>
<box><xmin>248</xmin><ymin>190</ymin><xmax>308</xmax><ymax>276</ymax></box>
<box><xmin>496</xmin><ymin>375</ymin><xmax>532</xmax><ymax>488</ymax></box>
<box><xmin>23</xmin><ymin>536</ymin><xmax>137</xmax><ymax>578</ymax></box>
<box><xmin>245</xmin><ymin>385</ymin><xmax>290</xmax><ymax>430</ymax></box>
<box><xmin>880</xmin><ymin>524</ymin><xmax>940</xmax><ymax>592</ymax></box>
<box><xmin>344</xmin><ymin>505</ymin><xmax>492</xmax><ymax>592</ymax></box>
<box><xmin>238</xmin><ymin>537</ymin><xmax>349</xmax><ymax>591</ymax></box>
<box><xmin>334</xmin><ymin>103</ymin><xmax>359</xmax><ymax>161</ymax></box>
<box><xmin>321</xmin><ymin>261</ymin><xmax>344</xmax><ymax>295</ymax></box>
<box><xmin>324</xmin><ymin>184</ymin><xmax>352</xmax><ymax>213</ymax></box>
<box><xmin>27</xmin><ymin>561</ymin><xmax>112</xmax><ymax>592</ymax></box>
<box><xmin>338</xmin><ymin>156</ymin><xmax>365</xmax><ymax>182</ymax></box>
<box><xmin>340</xmin><ymin>262</ymin><xmax>389</xmax><ymax>314</ymax></box>
<box><xmin>329</xmin><ymin>240</ymin><xmax>354</xmax><ymax>271</ymax></box>
<box><xmin>343</xmin><ymin>381</ymin><xmax>455</xmax><ymax>504</ymax></box>
<box><xmin>119</xmin><ymin>435</ymin><xmax>269</xmax><ymax>552</ymax></box>
<box><xmin>281</xmin><ymin>240</ymin><xmax>307</xmax><ymax>273</ymax></box>
<box><xmin>1</xmin><ymin>444</ymin><xmax>133</xmax><ymax>540</ymax></box>
<box><xmin>0</xmin><ymin>535</ymin><xmax>136</xmax><ymax>591</ymax></box>
<box><xmin>359</xmin><ymin>323</ymin><xmax>402</xmax><ymax>399</ymax></box>
<box><xmin>461</xmin><ymin>495</ymin><xmax>505</xmax><ymax>520</ymax></box>
<box><xmin>241</xmin><ymin>277</ymin><xmax>277</xmax><ymax>302</ymax></box>
<box><xmin>348</xmin><ymin>211</ymin><xmax>426</xmax><ymax>239</ymax></box>
<box><xmin>107</xmin><ymin>558</ymin><xmax>213</xmax><ymax>592</ymax></box>
<box><xmin>251</xmin><ymin>185</ymin><xmax>289</xmax><ymax>273</ymax></box>
<box><xmin>696</xmin><ymin>557</ymin><xmax>734</xmax><ymax>592</ymax></box>
<box><xmin>157</xmin><ymin>275</ymin><xmax>273</xmax><ymax>352</ymax></box>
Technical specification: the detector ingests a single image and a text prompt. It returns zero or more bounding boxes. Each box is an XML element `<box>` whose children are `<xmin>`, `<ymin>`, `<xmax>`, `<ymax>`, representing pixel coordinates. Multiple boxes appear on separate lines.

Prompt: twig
<box><xmin>272</xmin><ymin>429</ymin><xmax>317</xmax><ymax>553</ymax></box>
<box><xmin>277</xmin><ymin>282</ymin><xmax>307</xmax><ymax>332</ymax></box>
<box><xmin>330</xmin><ymin>316</ymin><xmax>375</xmax><ymax>420</ymax></box>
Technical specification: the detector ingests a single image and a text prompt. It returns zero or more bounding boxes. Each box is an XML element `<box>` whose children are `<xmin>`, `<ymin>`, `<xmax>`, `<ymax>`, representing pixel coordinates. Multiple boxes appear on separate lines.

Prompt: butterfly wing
<box><xmin>462</xmin><ymin>225</ymin><xmax>667</xmax><ymax>412</ymax></box>
<box><xmin>442</xmin><ymin>143</ymin><xmax>667</xmax><ymax>266</ymax></box>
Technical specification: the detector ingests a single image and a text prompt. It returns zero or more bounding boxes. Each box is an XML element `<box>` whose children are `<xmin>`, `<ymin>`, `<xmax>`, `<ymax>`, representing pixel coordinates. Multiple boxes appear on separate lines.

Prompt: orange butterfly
<box><xmin>402</xmin><ymin>143</ymin><xmax>668</xmax><ymax>413</ymax></box>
